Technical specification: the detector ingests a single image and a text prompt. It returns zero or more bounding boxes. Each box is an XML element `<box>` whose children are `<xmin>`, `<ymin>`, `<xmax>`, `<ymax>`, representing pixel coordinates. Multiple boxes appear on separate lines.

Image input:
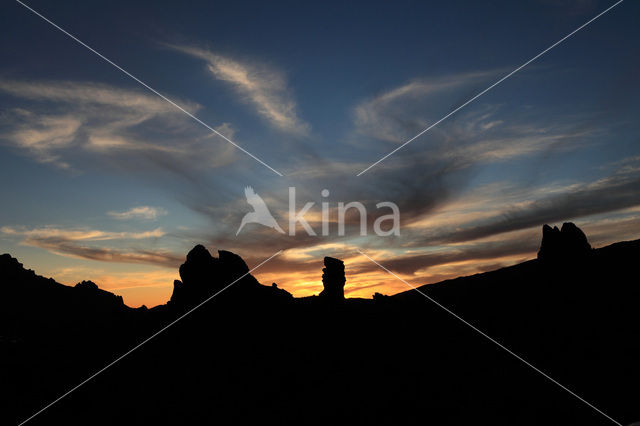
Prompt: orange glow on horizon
<box><xmin>44</xmin><ymin>250</ymin><xmax>536</xmax><ymax>308</ymax></box>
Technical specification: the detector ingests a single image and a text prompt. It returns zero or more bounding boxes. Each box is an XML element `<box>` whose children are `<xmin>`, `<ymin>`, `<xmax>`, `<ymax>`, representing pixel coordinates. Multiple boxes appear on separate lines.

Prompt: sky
<box><xmin>1</xmin><ymin>0</ymin><xmax>639</xmax><ymax>307</ymax></box>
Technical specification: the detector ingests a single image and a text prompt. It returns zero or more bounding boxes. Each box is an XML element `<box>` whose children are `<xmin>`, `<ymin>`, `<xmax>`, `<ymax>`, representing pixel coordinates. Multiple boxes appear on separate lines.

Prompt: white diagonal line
<box><xmin>18</xmin><ymin>249</ymin><xmax>284</xmax><ymax>426</ymax></box>
<box><xmin>356</xmin><ymin>0</ymin><xmax>624</xmax><ymax>176</ymax></box>
<box><xmin>16</xmin><ymin>0</ymin><xmax>284</xmax><ymax>177</ymax></box>
<box><xmin>356</xmin><ymin>249</ymin><xmax>622</xmax><ymax>425</ymax></box>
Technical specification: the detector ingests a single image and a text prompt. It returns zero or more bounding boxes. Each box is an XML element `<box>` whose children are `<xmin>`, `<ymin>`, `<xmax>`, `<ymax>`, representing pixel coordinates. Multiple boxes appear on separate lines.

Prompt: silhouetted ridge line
<box><xmin>2</xmin><ymin>223</ymin><xmax>640</xmax><ymax>425</ymax></box>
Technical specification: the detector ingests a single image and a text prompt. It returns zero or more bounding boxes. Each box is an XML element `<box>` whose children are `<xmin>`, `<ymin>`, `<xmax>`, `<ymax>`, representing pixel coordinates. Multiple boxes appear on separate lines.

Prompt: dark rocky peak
<box><xmin>169</xmin><ymin>245</ymin><xmax>265</xmax><ymax>308</ymax></box>
<box><xmin>0</xmin><ymin>254</ymin><xmax>128</xmax><ymax>319</ymax></box>
<box><xmin>1</xmin><ymin>253</ymin><xmax>36</xmax><ymax>279</ymax></box>
<box><xmin>75</xmin><ymin>280</ymin><xmax>99</xmax><ymax>291</ymax></box>
<box><xmin>177</xmin><ymin>244</ymin><xmax>219</xmax><ymax>291</ymax></box>
<box><xmin>185</xmin><ymin>244</ymin><xmax>218</xmax><ymax>265</ymax></box>
<box><xmin>74</xmin><ymin>280</ymin><xmax>124</xmax><ymax>306</ymax></box>
<box><xmin>1</xmin><ymin>253</ymin><xmax>22</xmax><ymax>269</ymax></box>
<box><xmin>559</xmin><ymin>222</ymin><xmax>591</xmax><ymax>252</ymax></box>
<box><xmin>319</xmin><ymin>256</ymin><xmax>346</xmax><ymax>302</ymax></box>
<box><xmin>537</xmin><ymin>222</ymin><xmax>591</xmax><ymax>262</ymax></box>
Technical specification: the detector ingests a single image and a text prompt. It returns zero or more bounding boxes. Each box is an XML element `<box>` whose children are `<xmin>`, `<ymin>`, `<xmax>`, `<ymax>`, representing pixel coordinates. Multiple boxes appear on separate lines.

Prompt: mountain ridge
<box><xmin>2</xmin><ymin>223</ymin><xmax>639</xmax><ymax>425</ymax></box>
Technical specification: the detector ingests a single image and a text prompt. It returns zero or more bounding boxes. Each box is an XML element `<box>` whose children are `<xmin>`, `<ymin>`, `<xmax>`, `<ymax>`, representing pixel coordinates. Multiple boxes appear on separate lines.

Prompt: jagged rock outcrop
<box><xmin>1</xmin><ymin>253</ymin><xmax>38</xmax><ymax>282</ymax></box>
<box><xmin>169</xmin><ymin>244</ymin><xmax>291</xmax><ymax>308</ymax></box>
<box><xmin>74</xmin><ymin>280</ymin><xmax>125</xmax><ymax>306</ymax></box>
<box><xmin>318</xmin><ymin>256</ymin><xmax>346</xmax><ymax>302</ymax></box>
<box><xmin>75</xmin><ymin>280</ymin><xmax>99</xmax><ymax>291</ymax></box>
<box><xmin>0</xmin><ymin>254</ymin><xmax>130</xmax><ymax>323</ymax></box>
<box><xmin>537</xmin><ymin>222</ymin><xmax>591</xmax><ymax>262</ymax></box>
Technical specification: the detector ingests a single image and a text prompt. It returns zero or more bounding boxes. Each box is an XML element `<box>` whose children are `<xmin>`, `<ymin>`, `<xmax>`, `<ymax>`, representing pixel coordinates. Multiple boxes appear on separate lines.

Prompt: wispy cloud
<box><xmin>1</xmin><ymin>226</ymin><xmax>166</xmax><ymax>240</ymax></box>
<box><xmin>168</xmin><ymin>44</ymin><xmax>310</xmax><ymax>136</ymax></box>
<box><xmin>108</xmin><ymin>206</ymin><xmax>168</xmax><ymax>221</ymax></box>
<box><xmin>402</xmin><ymin>160</ymin><xmax>640</xmax><ymax>247</ymax></box>
<box><xmin>0</xmin><ymin>80</ymin><xmax>185</xmax><ymax>113</ymax></box>
<box><xmin>0</xmin><ymin>79</ymin><xmax>236</xmax><ymax>171</ymax></box>
<box><xmin>2</xmin><ymin>112</ymin><xmax>81</xmax><ymax>168</ymax></box>
<box><xmin>352</xmin><ymin>70</ymin><xmax>500</xmax><ymax>144</ymax></box>
<box><xmin>1</xmin><ymin>225</ymin><xmax>180</xmax><ymax>268</ymax></box>
<box><xmin>350</xmin><ymin>70</ymin><xmax>598</xmax><ymax>170</ymax></box>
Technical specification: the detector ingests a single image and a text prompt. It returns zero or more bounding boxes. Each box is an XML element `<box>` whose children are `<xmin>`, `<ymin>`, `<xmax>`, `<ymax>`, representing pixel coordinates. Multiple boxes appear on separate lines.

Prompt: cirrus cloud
<box><xmin>0</xmin><ymin>79</ymin><xmax>237</xmax><ymax>172</ymax></box>
<box><xmin>108</xmin><ymin>206</ymin><xmax>168</xmax><ymax>221</ymax></box>
<box><xmin>0</xmin><ymin>225</ymin><xmax>180</xmax><ymax>268</ymax></box>
<box><xmin>167</xmin><ymin>44</ymin><xmax>310</xmax><ymax>136</ymax></box>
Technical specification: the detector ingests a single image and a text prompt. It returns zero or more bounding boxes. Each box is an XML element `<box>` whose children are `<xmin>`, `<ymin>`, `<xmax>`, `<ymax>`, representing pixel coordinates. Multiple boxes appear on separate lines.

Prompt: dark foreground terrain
<box><xmin>1</xmin><ymin>223</ymin><xmax>639</xmax><ymax>425</ymax></box>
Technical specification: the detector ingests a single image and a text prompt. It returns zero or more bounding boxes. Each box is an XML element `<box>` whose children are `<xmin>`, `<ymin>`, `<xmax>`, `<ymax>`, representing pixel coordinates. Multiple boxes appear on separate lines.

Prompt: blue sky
<box><xmin>1</xmin><ymin>0</ymin><xmax>639</xmax><ymax>306</ymax></box>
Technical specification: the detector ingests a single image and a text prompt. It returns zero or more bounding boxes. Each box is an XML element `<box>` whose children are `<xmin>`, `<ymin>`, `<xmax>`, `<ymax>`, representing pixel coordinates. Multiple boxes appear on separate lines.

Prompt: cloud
<box><xmin>5</xmin><ymin>113</ymin><xmax>81</xmax><ymax>168</ymax></box>
<box><xmin>408</xmin><ymin>161</ymin><xmax>640</xmax><ymax>246</ymax></box>
<box><xmin>0</xmin><ymin>226</ymin><xmax>180</xmax><ymax>268</ymax></box>
<box><xmin>0</xmin><ymin>226</ymin><xmax>166</xmax><ymax>240</ymax></box>
<box><xmin>214</xmin><ymin>122</ymin><xmax>236</xmax><ymax>140</ymax></box>
<box><xmin>0</xmin><ymin>80</ymin><xmax>185</xmax><ymax>113</ymax></box>
<box><xmin>0</xmin><ymin>79</ymin><xmax>236</xmax><ymax>172</ymax></box>
<box><xmin>37</xmin><ymin>243</ymin><xmax>181</xmax><ymax>268</ymax></box>
<box><xmin>168</xmin><ymin>44</ymin><xmax>310</xmax><ymax>136</ymax></box>
<box><xmin>371</xmin><ymin>235</ymin><xmax>539</xmax><ymax>276</ymax></box>
<box><xmin>350</xmin><ymin>71</ymin><xmax>598</xmax><ymax>171</ymax></box>
<box><xmin>352</xmin><ymin>70</ymin><xmax>500</xmax><ymax>144</ymax></box>
<box><xmin>108</xmin><ymin>206</ymin><xmax>168</xmax><ymax>221</ymax></box>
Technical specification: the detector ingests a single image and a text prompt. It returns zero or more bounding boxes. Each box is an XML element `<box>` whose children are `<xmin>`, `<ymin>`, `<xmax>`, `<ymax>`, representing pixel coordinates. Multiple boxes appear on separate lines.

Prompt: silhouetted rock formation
<box><xmin>0</xmin><ymin>254</ymin><xmax>129</xmax><ymax>319</ymax></box>
<box><xmin>169</xmin><ymin>244</ymin><xmax>291</xmax><ymax>308</ymax></box>
<box><xmin>75</xmin><ymin>280</ymin><xmax>99</xmax><ymax>291</ymax></box>
<box><xmin>537</xmin><ymin>222</ymin><xmax>591</xmax><ymax>261</ymax></box>
<box><xmin>318</xmin><ymin>256</ymin><xmax>345</xmax><ymax>302</ymax></box>
<box><xmin>74</xmin><ymin>280</ymin><xmax>125</xmax><ymax>306</ymax></box>
<box><xmin>1</xmin><ymin>253</ymin><xmax>39</xmax><ymax>282</ymax></box>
